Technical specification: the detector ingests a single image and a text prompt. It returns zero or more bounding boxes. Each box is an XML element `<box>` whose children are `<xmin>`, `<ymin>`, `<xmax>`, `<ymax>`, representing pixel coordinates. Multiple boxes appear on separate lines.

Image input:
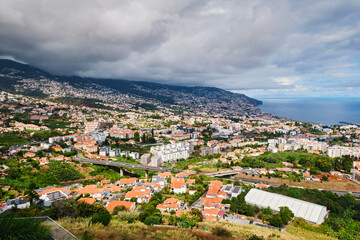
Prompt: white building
<box><xmin>140</xmin><ymin>154</ymin><xmax>151</xmax><ymax>165</ymax></box>
<box><xmin>328</xmin><ymin>146</ymin><xmax>360</xmax><ymax>158</ymax></box>
<box><xmin>268</xmin><ymin>138</ymin><xmax>328</xmax><ymax>152</ymax></box>
<box><xmin>150</xmin><ymin>142</ymin><xmax>194</xmax><ymax>162</ymax></box>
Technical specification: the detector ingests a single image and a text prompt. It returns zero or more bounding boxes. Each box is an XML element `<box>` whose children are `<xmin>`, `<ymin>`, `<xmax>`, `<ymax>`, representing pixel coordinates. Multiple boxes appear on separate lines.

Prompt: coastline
<box><xmin>258</xmin><ymin>98</ymin><xmax>360</xmax><ymax>126</ymax></box>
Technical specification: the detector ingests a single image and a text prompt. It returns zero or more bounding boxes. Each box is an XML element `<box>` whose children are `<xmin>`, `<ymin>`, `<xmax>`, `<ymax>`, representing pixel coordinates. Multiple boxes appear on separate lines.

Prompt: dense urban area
<box><xmin>1</xmin><ymin>89</ymin><xmax>360</xmax><ymax>240</ymax></box>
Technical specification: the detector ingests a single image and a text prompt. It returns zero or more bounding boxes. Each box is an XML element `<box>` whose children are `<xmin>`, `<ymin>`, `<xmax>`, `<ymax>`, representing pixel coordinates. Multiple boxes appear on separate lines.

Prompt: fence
<box><xmin>16</xmin><ymin>216</ymin><xmax>78</xmax><ymax>240</ymax></box>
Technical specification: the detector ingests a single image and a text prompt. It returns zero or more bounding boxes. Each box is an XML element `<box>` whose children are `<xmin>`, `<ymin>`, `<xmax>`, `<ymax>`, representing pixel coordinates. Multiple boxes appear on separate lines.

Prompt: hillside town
<box><xmin>1</xmin><ymin>90</ymin><xmax>360</xmax><ymax>239</ymax></box>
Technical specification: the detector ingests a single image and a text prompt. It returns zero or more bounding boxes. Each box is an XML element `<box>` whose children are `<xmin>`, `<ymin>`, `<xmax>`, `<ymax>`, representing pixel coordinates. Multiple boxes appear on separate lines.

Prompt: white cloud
<box><xmin>273</xmin><ymin>77</ymin><xmax>300</xmax><ymax>86</ymax></box>
<box><xmin>0</xmin><ymin>0</ymin><xmax>359</xmax><ymax>96</ymax></box>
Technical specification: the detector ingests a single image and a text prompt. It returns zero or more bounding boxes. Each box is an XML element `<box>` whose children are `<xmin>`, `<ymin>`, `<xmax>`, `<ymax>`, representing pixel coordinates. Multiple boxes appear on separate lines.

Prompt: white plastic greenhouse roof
<box><xmin>245</xmin><ymin>188</ymin><xmax>328</xmax><ymax>225</ymax></box>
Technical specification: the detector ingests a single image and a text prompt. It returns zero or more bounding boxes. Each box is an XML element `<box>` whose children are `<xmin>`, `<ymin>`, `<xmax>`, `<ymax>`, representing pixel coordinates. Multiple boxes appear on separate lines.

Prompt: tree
<box><xmin>288</xmin><ymin>188</ymin><xmax>301</xmax><ymax>198</ymax></box>
<box><xmin>234</xmin><ymin>180</ymin><xmax>240</xmax><ymax>186</ymax></box>
<box><xmin>49</xmin><ymin>199</ymin><xmax>78</xmax><ymax>219</ymax></box>
<box><xmin>190</xmin><ymin>208</ymin><xmax>204</xmax><ymax>222</ymax></box>
<box><xmin>269</xmin><ymin>214</ymin><xmax>284</xmax><ymax>228</ymax></box>
<box><xmin>260</xmin><ymin>207</ymin><xmax>273</xmax><ymax>222</ymax></box>
<box><xmin>91</xmin><ymin>210</ymin><xmax>112</xmax><ymax>226</ymax></box>
<box><xmin>58</xmin><ymin>141</ymin><xmax>68</xmax><ymax>148</ymax></box>
<box><xmin>322</xmin><ymin>175</ymin><xmax>329</xmax><ymax>181</ymax></box>
<box><xmin>176</xmin><ymin>213</ymin><xmax>198</xmax><ymax>228</ymax></box>
<box><xmin>144</xmin><ymin>215</ymin><xmax>162</xmax><ymax>225</ymax></box>
<box><xmin>315</xmin><ymin>156</ymin><xmax>333</xmax><ymax>172</ymax></box>
<box><xmin>279</xmin><ymin>206</ymin><xmax>293</xmax><ymax>225</ymax></box>
<box><xmin>77</xmin><ymin>201</ymin><xmax>96</xmax><ymax>218</ymax></box>
<box><xmin>24</xmin><ymin>182</ymin><xmax>39</xmax><ymax>205</ymax></box>
<box><xmin>112</xmin><ymin>205</ymin><xmax>126</xmax><ymax>215</ymax></box>
<box><xmin>134</xmin><ymin>132</ymin><xmax>140</xmax><ymax>142</ymax></box>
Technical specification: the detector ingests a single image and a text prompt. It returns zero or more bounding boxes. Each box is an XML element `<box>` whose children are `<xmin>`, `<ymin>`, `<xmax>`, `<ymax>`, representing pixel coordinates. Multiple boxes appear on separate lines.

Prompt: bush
<box><xmin>112</xmin><ymin>205</ymin><xmax>127</xmax><ymax>215</ymax></box>
<box><xmin>269</xmin><ymin>214</ymin><xmax>284</xmax><ymax>228</ymax></box>
<box><xmin>144</xmin><ymin>215</ymin><xmax>162</xmax><ymax>225</ymax></box>
<box><xmin>279</xmin><ymin>206</ymin><xmax>293</xmax><ymax>224</ymax></box>
<box><xmin>247</xmin><ymin>234</ymin><xmax>265</xmax><ymax>240</ymax></box>
<box><xmin>0</xmin><ymin>216</ymin><xmax>50</xmax><ymax>239</ymax></box>
<box><xmin>48</xmin><ymin>199</ymin><xmax>78</xmax><ymax>219</ymax></box>
<box><xmin>91</xmin><ymin>210</ymin><xmax>112</xmax><ymax>226</ymax></box>
<box><xmin>117</xmin><ymin>211</ymin><xmax>139</xmax><ymax>223</ymax></box>
<box><xmin>81</xmin><ymin>231</ymin><xmax>94</xmax><ymax>240</ymax></box>
<box><xmin>211</xmin><ymin>225</ymin><xmax>232</xmax><ymax>238</ymax></box>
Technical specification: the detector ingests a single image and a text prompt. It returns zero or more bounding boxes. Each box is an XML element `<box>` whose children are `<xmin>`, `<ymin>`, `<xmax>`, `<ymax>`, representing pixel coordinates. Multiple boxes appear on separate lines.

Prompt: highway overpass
<box><xmin>204</xmin><ymin>170</ymin><xmax>243</xmax><ymax>177</ymax></box>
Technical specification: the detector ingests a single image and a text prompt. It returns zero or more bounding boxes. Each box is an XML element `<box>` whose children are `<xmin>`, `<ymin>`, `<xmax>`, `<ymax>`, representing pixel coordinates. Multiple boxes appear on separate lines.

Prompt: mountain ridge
<box><xmin>0</xmin><ymin>59</ymin><xmax>264</xmax><ymax>117</ymax></box>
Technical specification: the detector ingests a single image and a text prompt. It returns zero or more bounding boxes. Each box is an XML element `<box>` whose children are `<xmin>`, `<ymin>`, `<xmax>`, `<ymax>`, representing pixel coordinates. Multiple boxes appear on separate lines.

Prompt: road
<box><xmin>225</xmin><ymin>176</ymin><xmax>360</xmax><ymax>197</ymax></box>
<box><xmin>77</xmin><ymin>158</ymin><xmax>182</xmax><ymax>172</ymax></box>
<box><xmin>204</xmin><ymin>170</ymin><xmax>243</xmax><ymax>177</ymax></box>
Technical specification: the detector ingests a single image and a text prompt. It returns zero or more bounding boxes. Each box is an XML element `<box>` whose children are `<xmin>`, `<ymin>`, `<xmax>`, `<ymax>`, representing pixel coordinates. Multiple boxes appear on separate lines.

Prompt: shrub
<box><xmin>0</xmin><ymin>216</ymin><xmax>50</xmax><ymax>239</ymax></box>
<box><xmin>81</xmin><ymin>231</ymin><xmax>94</xmax><ymax>240</ymax></box>
<box><xmin>112</xmin><ymin>205</ymin><xmax>127</xmax><ymax>215</ymax></box>
<box><xmin>117</xmin><ymin>211</ymin><xmax>139</xmax><ymax>223</ymax></box>
<box><xmin>91</xmin><ymin>210</ymin><xmax>112</xmax><ymax>226</ymax></box>
<box><xmin>247</xmin><ymin>234</ymin><xmax>265</xmax><ymax>240</ymax></box>
<box><xmin>279</xmin><ymin>206</ymin><xmax>293</xmax><ymax>225</ymax></box>
<box><xmin>211</xmin><ymin>225</ymin><xmax>232</xmax><ymax>238</ymax></box>
<box><xmin>269</xmin><ymin>214</ymin><xmax>284</xmax><ymax>228</ymax></box>
<box><xmin>144</xmin><ymin>215</ymin><xmax>162</xmax><ymax>225</ymax></box>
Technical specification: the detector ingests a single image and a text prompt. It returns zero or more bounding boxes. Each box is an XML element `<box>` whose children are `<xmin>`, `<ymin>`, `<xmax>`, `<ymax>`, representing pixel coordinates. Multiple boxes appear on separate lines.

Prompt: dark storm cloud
<box><xmin>0</xmin><ymin>0</ymin><xmax>360</xmax><ymax>92</ymax></box>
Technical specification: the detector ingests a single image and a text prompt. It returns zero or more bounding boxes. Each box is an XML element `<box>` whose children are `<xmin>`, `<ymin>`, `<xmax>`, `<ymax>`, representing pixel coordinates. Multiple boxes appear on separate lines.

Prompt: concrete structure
<box><xmin>140</xmin><ymin>154</ymin><xmax>151</xmax><ymax>165</ymax></box>
<box><xmin>129</xmin><ymin>152</ymin><xmax>139</xmax><ymax>160</ymax></box>
<box><xmin>150</xmin><ymin>142</ymin><xmax>194</xmax><ymax>162</ymax></box>
<box><xmin>109</xmin><ymin>148</ymin><xmax>121</xmax><ymax>156</ymax></box>
<box><xmin>223</xmin><ymin>185</ymin><xmax>242</xmax><ymax>198</ymax></box>
<box><xmin>99</xmin><ymin>147</ymin><xmax>111</xmax><ymax>156</ymax></box>
<box><xmin>245</xmin><ymin>189</ymin><xmax>328</xmax><ymax>225</ymax></box>
<box><xmin>201</xmin><ymin>147</ymin><xmax>220</xmax><ymax>156</ymax></box>
<box><xmin>268</xmin><ymin>138</ymin><xmax>328</xmax><ymax>152</ymax></box>
<box><xmin>150</xmin><ymin>155</ymin><xmax>162</xmax><ymax>167</ymax></box>
<box><xmin>328</xmin><ymin>146</ymin><xmax>360</xmax><ymax>158</ymax></box>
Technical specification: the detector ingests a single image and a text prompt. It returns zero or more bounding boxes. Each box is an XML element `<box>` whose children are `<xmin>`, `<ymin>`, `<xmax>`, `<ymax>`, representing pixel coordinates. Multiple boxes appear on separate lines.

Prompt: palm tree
<box><xmin>25</xmin><ymin>182</ymin><xmax>39</xmax><ymax>205</ymax></box>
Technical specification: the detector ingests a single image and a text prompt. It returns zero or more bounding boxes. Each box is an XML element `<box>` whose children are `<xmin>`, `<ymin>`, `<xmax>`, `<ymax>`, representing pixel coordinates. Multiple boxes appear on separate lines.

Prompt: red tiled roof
<box><xmin>106</xmin><ymin>200</ymin><xmax>135</xmax><ymax>211</ymax></box>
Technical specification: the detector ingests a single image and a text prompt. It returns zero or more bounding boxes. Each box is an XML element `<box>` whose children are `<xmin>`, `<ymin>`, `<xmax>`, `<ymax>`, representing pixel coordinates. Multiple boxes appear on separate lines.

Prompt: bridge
<box><xmin>77</xmin><ymin>158</ymin><xmax>182</xmax><ymax>176</ymax></box>
<box><xmin>204</xmin><ymin>170</ymin><xmax>243</xmax><ymax>177</ymax></box>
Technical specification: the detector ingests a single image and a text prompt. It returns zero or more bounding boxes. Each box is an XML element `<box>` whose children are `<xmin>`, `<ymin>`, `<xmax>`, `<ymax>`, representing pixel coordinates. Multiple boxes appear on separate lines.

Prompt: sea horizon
<box><xmin>258</xmin><ymin>97</ymin><xmax>360</xmax><ymax>126</ymax></box>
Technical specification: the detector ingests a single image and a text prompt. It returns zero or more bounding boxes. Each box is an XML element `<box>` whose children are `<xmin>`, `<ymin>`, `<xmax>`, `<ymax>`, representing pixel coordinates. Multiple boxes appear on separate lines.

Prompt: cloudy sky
<box><xmin>0</xmin><ymin>0</ymin><xmax>360</xmax><ymax>98</ymax></box>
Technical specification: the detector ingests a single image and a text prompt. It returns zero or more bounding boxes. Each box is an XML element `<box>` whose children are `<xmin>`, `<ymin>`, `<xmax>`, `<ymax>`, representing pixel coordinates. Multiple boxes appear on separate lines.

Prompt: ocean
<box><xmin>258</xmin><ymin>98</ymin><xmax>360</xmax><ymax>126</ymax></box>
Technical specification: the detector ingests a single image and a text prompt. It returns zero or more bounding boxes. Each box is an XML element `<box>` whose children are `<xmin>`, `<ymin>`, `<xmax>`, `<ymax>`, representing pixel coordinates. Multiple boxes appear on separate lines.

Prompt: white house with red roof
<box><xmin>171</xmin><ymin>177</ymin><xmax>187</xmax><ymax>194</ymax></box>
<box><xmin>156</xmin><ymin>198</ymin><xmax>183</xmax><ymax>212</ymax></box>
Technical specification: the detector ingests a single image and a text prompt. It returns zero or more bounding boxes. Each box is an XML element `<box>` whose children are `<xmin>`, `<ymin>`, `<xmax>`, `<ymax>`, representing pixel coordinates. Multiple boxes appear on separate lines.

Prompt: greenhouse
<box><xmin>245</xmin><ymin>188</ymin><xmax>328</xmax><ymax>224</ymax></box>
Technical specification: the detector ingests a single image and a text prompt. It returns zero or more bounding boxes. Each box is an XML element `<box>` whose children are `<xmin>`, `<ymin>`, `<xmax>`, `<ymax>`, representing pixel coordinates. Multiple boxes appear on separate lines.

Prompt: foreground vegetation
<box><xmin>0</xmin><ymin>216</ymin><xmax>50</xmax><ymax>240</ymax></box>
<box><xmin>56</xmin><ymin>216</ymin><xmax>335</xmax><ymax>240</ymax></box>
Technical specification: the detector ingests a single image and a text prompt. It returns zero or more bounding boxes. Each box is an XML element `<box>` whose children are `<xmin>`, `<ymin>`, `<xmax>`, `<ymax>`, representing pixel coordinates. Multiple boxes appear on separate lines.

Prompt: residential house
<box><xmin>124</xmin><ymin>186</ymin><xmax>152</xmax><ymax>203</ymax></box>
<box><xmin>106</xmin><ymin>200</ymin><xmax>136</xmax><ymax>211</ymax></box>
<box><xmin>77</xmin><ymin>198</ymin><xmax>96</xmax><ymax>205</ymax></box>
<box><xmin>171</xmin><ymin>177</ymin><xmax>187</xmax><ymax>194</ymax></box>
<box><xmin>117</xmin><ymin>178</ymin><xmax>138</xmax><ymax>187</ymax></box>
<box><xmin>156</xmin><ymin>197</ymin><xmax>183</xmax><ymax>212</ymax></box>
